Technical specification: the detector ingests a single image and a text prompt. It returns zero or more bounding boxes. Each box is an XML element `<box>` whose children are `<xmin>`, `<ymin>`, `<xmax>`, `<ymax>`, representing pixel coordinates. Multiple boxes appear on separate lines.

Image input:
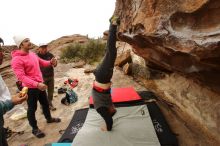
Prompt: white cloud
<box><xmin>0</xmin><ymin>0</ymin><xmax>116</xmax><ymax>45</ymax></box>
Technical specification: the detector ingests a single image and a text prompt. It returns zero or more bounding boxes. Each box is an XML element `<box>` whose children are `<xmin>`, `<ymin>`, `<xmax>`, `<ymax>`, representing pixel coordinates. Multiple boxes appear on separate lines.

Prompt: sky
<box><xmin>0</xmin><ymin>0</ymin><xmax>116</xmax><ymax>45</ymax></box>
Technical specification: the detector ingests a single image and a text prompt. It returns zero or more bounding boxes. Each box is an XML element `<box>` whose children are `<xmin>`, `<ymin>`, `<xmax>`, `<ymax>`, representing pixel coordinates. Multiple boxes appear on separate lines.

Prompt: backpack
<box><xmin>61</xmin><ymin>89</ymin><xmax>78</xmax><ymax>105</ymax></box>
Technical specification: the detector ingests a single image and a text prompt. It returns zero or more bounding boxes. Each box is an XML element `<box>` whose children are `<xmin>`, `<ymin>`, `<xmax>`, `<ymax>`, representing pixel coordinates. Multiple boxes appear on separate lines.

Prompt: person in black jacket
<box><xmin>37</xmin><ymin>43</ymin><xmax>57</xmax><ymax>111</ymax></box>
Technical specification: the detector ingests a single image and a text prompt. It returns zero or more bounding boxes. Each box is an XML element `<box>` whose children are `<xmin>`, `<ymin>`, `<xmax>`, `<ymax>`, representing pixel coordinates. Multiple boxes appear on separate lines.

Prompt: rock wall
<box><xmin>116</xmin><ymin>0</ymin><xmax>220</xmax><ymax>93</ymax></box>
<box><xmin>152</xmin><ymin>73</ymin><xmax>220</xmax><ymax>145</ymax></box>
<box><xmin>114</xmin><ymin>0</ymin><xmax>220</xmax><ymax>145</ymax></box>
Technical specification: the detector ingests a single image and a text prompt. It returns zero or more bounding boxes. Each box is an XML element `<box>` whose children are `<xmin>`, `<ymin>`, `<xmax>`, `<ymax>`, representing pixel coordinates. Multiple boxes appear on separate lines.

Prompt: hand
<box><xmin>37</xmin><ymin>83</ymin><xmax>47</xmax><ymax>91</ymax></box>
<box><xmin>50</xmin><ymin>57</ymin><xmax>57</xmax><ymax>67</ymax></box>
<box><xmin>11</xmin><ymin>93</ymin><xmax>28</xmax><ymax>105</ymax></box>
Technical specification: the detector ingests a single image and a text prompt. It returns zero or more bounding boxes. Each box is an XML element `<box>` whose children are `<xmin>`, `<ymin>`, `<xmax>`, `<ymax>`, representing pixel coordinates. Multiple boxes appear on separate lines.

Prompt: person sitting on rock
<box><xmin>11</xmin><ymin>36</ymin><xmax>61</xmax><ymax>138</ymax></box>
<box><xmin>92</xmin><ymin>16</ymin><xmax>120</xmax><ymax>131</ymax></box>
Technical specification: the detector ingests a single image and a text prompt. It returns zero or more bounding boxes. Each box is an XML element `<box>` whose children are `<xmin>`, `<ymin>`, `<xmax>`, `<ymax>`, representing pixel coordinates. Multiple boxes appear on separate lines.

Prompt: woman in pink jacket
<box><xmin>11</xmin><ymin>36</ymin><xmax>61</xmax><ymax>138</ymax></box>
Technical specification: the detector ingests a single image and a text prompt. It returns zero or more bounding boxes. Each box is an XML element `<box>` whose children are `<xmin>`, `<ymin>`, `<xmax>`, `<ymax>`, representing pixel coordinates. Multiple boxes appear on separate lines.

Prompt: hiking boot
<box><xmin>49</xmin><ymin>105</ymin><xmax>56</xmax><ymax>111</ymax></box>
<box><xmin>109</xmin><ymin>15</ymin><xmax>120</xmax><ymax>25</ymax></box>
<box><xmin>32</xmin><ymin>128</ymin><xmax>45</xmax><ymax>138</ymax></box>
<box><xmin>47</xmin><ymin>117</ymin><xmax>61</xmax><ymax>123</ymax></box>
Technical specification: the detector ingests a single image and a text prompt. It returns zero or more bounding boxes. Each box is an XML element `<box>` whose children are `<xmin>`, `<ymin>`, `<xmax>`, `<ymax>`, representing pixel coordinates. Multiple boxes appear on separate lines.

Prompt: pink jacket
<box><xmin>11</xmin><ymin>50</ymin><xmax>51</xmax><ymax>88</ymax></box>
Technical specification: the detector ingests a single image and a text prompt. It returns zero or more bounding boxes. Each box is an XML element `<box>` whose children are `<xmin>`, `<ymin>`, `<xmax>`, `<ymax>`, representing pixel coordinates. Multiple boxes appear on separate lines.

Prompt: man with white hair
<box><xmin>11</xmin><ymin>36</ymin><xmax>61</xmax><ymax>138</ymax></box>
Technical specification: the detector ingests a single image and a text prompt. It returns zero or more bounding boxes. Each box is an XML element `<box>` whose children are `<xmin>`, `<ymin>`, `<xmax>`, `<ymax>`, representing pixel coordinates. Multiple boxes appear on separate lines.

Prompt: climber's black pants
<box><xmin>93</xmin><ymin>24</ymin><xmax>117</xmax><ymax>83</ymax></box>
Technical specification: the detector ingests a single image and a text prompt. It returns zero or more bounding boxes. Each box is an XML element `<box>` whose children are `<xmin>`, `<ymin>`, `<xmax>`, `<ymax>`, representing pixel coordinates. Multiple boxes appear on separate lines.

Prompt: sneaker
<box><xmin>47</xmin><ymin>117</ymin><xmax>61</xmax><ymax>123</ymax></box>
<box><xmin>32</xmin><ymin>128</ymin><xmax>45</xmax><ymax>138</ymax></box>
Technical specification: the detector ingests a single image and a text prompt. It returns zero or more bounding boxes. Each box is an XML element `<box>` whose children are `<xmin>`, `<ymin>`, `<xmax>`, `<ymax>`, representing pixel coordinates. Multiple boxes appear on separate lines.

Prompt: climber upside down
<box><xmin>92</xmin><ymin>16</ymin><xmax>120</xmax><ymax>131</ymax></box>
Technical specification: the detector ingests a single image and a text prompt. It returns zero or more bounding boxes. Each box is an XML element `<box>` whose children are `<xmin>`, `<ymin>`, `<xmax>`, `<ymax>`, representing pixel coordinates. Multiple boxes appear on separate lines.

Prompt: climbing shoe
<box><xmin>109</xmin><ymin>15</ymin><xmax>120</xmax><ymax>25</ymax></box>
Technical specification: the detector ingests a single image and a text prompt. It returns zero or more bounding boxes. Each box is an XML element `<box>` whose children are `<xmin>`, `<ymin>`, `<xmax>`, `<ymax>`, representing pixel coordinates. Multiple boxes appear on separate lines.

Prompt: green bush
<box><xmin>60</xmin><ymin>39</ymin><xmax>106</xmax><ymax>64</ymax></box>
